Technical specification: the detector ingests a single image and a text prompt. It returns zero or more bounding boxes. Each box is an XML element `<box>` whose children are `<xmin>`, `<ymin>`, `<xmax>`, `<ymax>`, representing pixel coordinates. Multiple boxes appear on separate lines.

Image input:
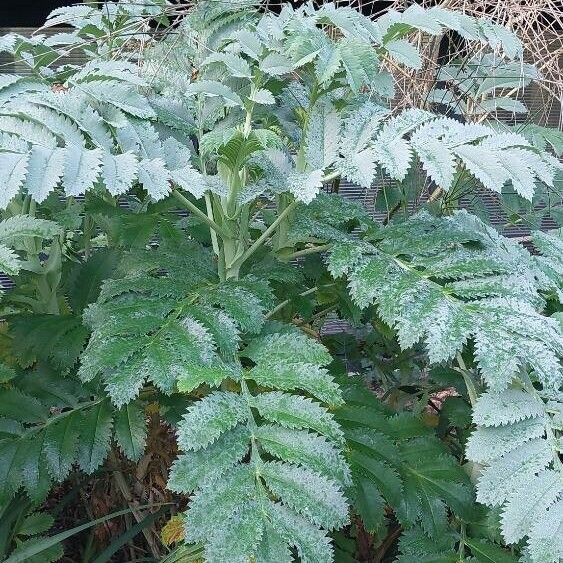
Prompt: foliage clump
<box><xmin>0</xmin><ymin>1</ymin><xmax>561</xmax><ymax>562</ymax></box>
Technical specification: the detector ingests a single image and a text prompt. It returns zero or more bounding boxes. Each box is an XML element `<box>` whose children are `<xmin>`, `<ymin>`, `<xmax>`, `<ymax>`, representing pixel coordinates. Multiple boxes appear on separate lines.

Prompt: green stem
<box><xmin>282</xmin><ymin>243</ymin><xmax>333</xmax><ymax>261</ymax></box>
<box><xmin>172</xmin><ymin>189</ymin><xmax>229</xmax><ymax>238</ymax></box>
<box><xmin>23</xmin><ymin>399</ymin><xmax>103</xmax><ymax>438</ymax></box>
<box><xmin>322</xmin><ymin>170</ymin><xmax>341</xmax><ymax>183</ymax></box>
<box><xmin>265</xmin><ymin>286</ymin><xmax>320</xmax><ymax>319</ymax></box>
<box><xmin>204</xmin><ymin>193</ymin><xmax>220</xmax><ymax>257</ymax></box>
<box><xmin>456</xmin><ymin>353</ymin><xmax>478</xmax><ymax>406</ymax></box>
<box><xmin>240</xmin><ymin>379</ymin><xmax>262</xmax><ymax>469</ymax></box>
<box><xmin>458</xmin><ymin>521</ymin><xmax>466</xmax><ymax>561</ymax></box>
<box><xmin>295</xmin><ymin>303</ymin><xmax>337</xmax><ymax>326</ymax></box>
<box><xmin>235</xmin><ymin>200</ymin><xmax>299</xmax><ymax>269</ymax></box>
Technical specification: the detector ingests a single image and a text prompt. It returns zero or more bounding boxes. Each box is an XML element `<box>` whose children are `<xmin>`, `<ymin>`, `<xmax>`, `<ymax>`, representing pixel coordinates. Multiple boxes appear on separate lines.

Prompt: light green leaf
<box><xmin>384</xmin><ymin>39</ymin><xmax>422</xmax><ymax>69</ymax></box>
<box><xmin>249</xmin><ymin>88</ymin><xmax>275</xmax><ymax>105</ymax></box>
<box><xmin>259</xmin><ymin>53</ymin><xmax>293</xmax><ymax>76</ymax></box>
<box><xmin>176</xmin><ymin>391</ymin><xmax>248</xmax><ymax>451</ymax></box>
<box><xmin>185</xmin><ymin>80</ymin><xmax>243</xmax><ymax>108</ymax></box>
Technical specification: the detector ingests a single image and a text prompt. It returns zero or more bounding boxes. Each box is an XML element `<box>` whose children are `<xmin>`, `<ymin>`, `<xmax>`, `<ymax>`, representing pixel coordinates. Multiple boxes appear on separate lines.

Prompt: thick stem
<box><xmin>222</xmin><ymin>236</ymin><xmax>244</xmax><ymax>280</ymax></box>
<box><xmin>204</xmin><ymin>193</ymin><xmax>220</xmax><ymax>256</ymax></box>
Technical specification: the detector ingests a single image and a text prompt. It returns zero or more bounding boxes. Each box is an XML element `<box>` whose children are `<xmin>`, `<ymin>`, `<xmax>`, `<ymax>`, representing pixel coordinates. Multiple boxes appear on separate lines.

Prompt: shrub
<box><xmin>0</xmin><ymin>1</ymin><xmax>562</xmax><ymax>561</ymax></box>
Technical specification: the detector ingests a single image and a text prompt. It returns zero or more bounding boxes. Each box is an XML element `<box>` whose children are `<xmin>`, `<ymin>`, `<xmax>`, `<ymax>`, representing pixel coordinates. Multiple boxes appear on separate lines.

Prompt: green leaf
<box><xmin>475</xmin><ymin>439</ymin><xmax>552</xmax><ymax>506</ymax></box>
<box><xmin>18</xmin><ymin>512</ymin><xmax>54</xmax><ymax>537</ymax></box>
<box><xmin>339</xmin><ymin>37</ymin><xmax>377</xmax><ymax>91</ymax></box>
<box><xmin>259</xmin><ymin>53</ymin><xmax>293</xmax><ymax>76</ymax></box>
<box><xmin>0</xmin><ymin>215</ymin><xmax>61</xmax><ymax>242</ymax></box>
<box><xmin>205</xmin><ymin>500</ymin><xmax>265</xmax><ymax>562</ymax></box>
<box><xmin>234</xmin><ymin>30</ymin><xmax>263</xmax><ymax>60</ymax></box>
<box><xmin>466</xmin><ymin>417</ymin><xmax>546</xmax><ymax>463</ymax></box>
<box><xmin>168</xmin><ymin>425</ymin><xmax>249</xmax><ymax>493</ymax></box>
<box><xmin>66</xmin><ymin>249</ymin><xmax>120</xmax><ymax>314</ymax></box>
<box><xmin>464</xmin><ymin>538</ymin><xmax>518</xmax><ymax>563</ymax></box>
<box><xmin>202</xmin><ymin>52</ymin><xmax>252</xmax><ymax>79</ymax></box>
<box><xmin>176</xmin><ymin>391</ymin><xmax>248</xmax><ymax>451</ymax></box>
<box><xmin>251</xmin><ymin>392</ymin><xmax>344</xmax><ymax>444</ymax></box>
<box><xmin>0</xmin><ymin>153</ymin><xmax>29</xmax><ymax>208</ymax></box>
<box><xmin>349</xmin><ymin>451</ymin><xmax>403</xmax><ymax>506</ymax></box>
<box><xmin>472</xmin><ymin>390</ymin><xmax>545</xmax><ymax>427</ymax></box>
<box><xmin>249</xmin><ymin>363</ymin><xmax>342</xmax><ymax>405</ymax></box>
<box><xmin>350</xmin><ymin>475</ymin><xmax>385</xmax><ymax>532</ymax></box>
<box><xmin>256</xmin><ymin>425</ymin><xmax>350</xmax><ymax>485</ymax></box>
<box><xmin>4</xmin><ymin>506</ymin><xmax>155</xmax><ymax>563</ymax></box>
<box><xmin>18</xmin><ymin>434</ymin><xmax>51</xmax><ymax>503</ymax></box>
<box><xmin>76</xmin><ymin>399</ymin><xmax>113</xmax><ymax>474</ymax></box>
<box><xmin>44</xmin><ymin>411</ymin><xmax>80</xmax><ymax>481</ymax></box>
<box><xmin>384</xmin><ymin>39</ymin><xmax>422</xmax><ymax>69</ymax></box>
<box><xmin>185</xmin><ymin>80</ymin><xmax>243</xmax><ymax>107</ymax></box>
<box><xmin>0</xmin><ymin>244</ymin><xmax>21</xmax><ymax>275</ymax></box>
<box><xmin>0</xmin><ymin>389</ymin><xmax>47</xmax><ymax>423</ymax></box>
<box><xmin>254</xmin><ymin>525</ymin><xmax>292</xmax><ymax>563</ymax></box>
<box><xmin>527</xmin><ymin>498</ymin><xmax>563</xmax><ymax>563</ymax></box>
<box><xmin>24</xmin><ymin>146</ymin><xmax>65</xmax><ymax>203</ymax></box>
<box><xmin>261</xmin><ymin>461</ymin><xmax>348</xmax><ymax>530</ymax></box>
<box><xmin>244</xmin><ymin>332</ymin><xmax>332</xmax><ymax>367</ymax></box>
<box><xmin>267</xmin><ymin>502</ymin><xmax>334</xmax><ymax>562</ymax></box>
<box><xmin>114</xmin><ymin>401</ymin><xmax>147</xmax><ymax>461</ymax></box>
<box><xmin>249</xmin><ymin>88</ymin><xmax>275</xmax><ymax>105</ymax></box>
<box><xmin>63</xmin><ymin>145</ymin><xmax>102</xmax><ymax>196</ymax></box>
<box><xmin>501</xmin><ymin>470</ymin><xmax>563</xmax><ymax>544</ymax></box>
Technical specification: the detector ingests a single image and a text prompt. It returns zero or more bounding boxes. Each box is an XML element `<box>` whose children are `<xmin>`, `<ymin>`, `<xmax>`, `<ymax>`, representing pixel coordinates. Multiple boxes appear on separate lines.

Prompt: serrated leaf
<box><xmin>0</xmin><ymin>152</ymin><xmax>29</xmax><ymax>208</ymax></box>
<box><xmin>251</xmin><ymin>392</ymin><xmax>344</xmax><ymax>444</ymax></box>
<box><xmin>114</xmin><ymin>401</ymin><xmax>147</xmax><ymax>461</ymax></box>
<box><xmin>62</xmin><ymin>146</ymin><xmax>102</xmax><ymax>196</ymax></box>
<box><xmin>501</xmin><ymin>470</ymin><xmax>563</xmax><ymax>544</ymax></box>
<box><xmin>472</xmin><ymin>390</ymin><xmax>545</xmax><ymax>427</ymax></box>
<box><xmin>76</xmin><ymin>399</ymin><xmax>113</xmax><ymax>474</ymax></box>
<box><xmin>349</xmin><ymin>451</ymin><xmax>403</xmax><ymax>506</ymax></box>
<box><xmin>102</xmin><ymin>152</ymin><xmax>138</xmax><ymax>196</ymax></box>
<box><xmin>245</xmin><ymin>332</ymin><xmax>332</xmax><ymax>367</ymax></box>
<box><xmin>255</xmin><ymin>525</ymin><xmax>292</xmax><ymax>563</ymax></box>
<box><xmin>259</xmin><ymin>53</ymin><xmax>293</xmax><ymax>76</ymax></box>
<box><xmin>384</xmin><ymin>39</ymin><xmax>422</xmax><ymax>69</ymax></box>
<box><xmin>256</xmin><ymin>425</ymin><xmax>350</xmax><ymax>485</ymax></box>
<box><xmin>168</xmin><ymin>425</ymin><xmax>249</xmax><ymax>493</ymax></box>
<box><xmin>266</xmin><ymin>502</ymin><xmax>334</xmax><ymax>562</ymax></box>
<box><xmin>527</xmin><ymin>498</ymin><xmax>563</xmax><ymax>563</ymax></box>
<box><xmin>261</xmin><ymin>461</ymin><xmax>348</xmax><ymax>530</ymax></box>
<box><xmin>137</xmin><ymin>157</ymin><xmax>171</xmax><ymax>200</ymax></box>
<box><xmin>0</xmin><ymin>244</ymin><xmax>21</xmax><ymax>275</ymax></box>
<box><xmin>202</xmin><ymin>52</ymin><xmax>252</xmax><ymax>78</ymax></box>
<box><xmin>351</xmin><ymin>474</ymin><xmax>385</xmax><ymax>532</ymax></box>
<box><xmin>249</xmin><ymin>88</ymin><xmax>275</xmax><ymax>105</ymax></box>
<box><xmin>466</xmin><ymin>417</ymin><xmax>546</xmax><ymax>463</ymax></box>
<box><xmin>185</xmin><ymin>80</ymin><xmax>243</xmax><ymax>107</ymax></box>
<box><xmin>176</xmin><ymin>391</ymin><xmax>248</xmax><ymax>451</ymax></box>
<box><xmin>249</xmin><ymin>363</ymin><xmax>342</xmax><ymax>406</ymax></box>
<box><xmin>476</xmin><ymin>438</ymin><xmax>552</xmax><ymax>507</ymax></box>
<box><xmin>25</xmin><ymin>146</ymin><xmax>65</xmax><ymax>203</ymax></box>
<box><xmin>19</xmin><ymin>512</ymin><xmax>55</xmax><ymax>537</ymax></box>
<box><xmin>44</xmin><ymin>411</ymin><xmax>79</xmax><ymax>481</ymax></box>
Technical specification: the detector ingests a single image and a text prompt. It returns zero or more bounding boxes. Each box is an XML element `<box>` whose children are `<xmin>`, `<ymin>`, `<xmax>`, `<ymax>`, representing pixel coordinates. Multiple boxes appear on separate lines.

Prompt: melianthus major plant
<box><xmin>0</xmin><ymin>1</ymin><xmax>562</xmax><ymax>561</ymax></box>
